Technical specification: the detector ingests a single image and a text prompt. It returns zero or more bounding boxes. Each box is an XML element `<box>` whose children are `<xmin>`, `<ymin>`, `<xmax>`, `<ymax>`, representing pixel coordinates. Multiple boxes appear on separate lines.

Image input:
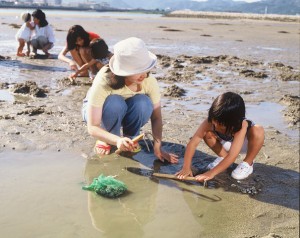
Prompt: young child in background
<box><xmin>69</xmin><ymin>38</ymin><xmax>113</xmax><ymax>81</ymax></box>
<box><xmin>176</xmin><ymin>92</ymin><xmax>264</xmax><ymax>181</ymax></box>
<box><xmin>15</xmin><ymin>12</ymin><xmax>34</xmax><ymax>57</ymax></box>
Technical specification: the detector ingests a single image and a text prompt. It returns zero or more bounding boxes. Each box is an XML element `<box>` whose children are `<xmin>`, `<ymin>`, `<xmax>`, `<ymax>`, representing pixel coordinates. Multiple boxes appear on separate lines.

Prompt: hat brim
<box><xmin>109</xmin><ymin>51</ymin><xmax>157</xmax><ymax>77</ymax></box>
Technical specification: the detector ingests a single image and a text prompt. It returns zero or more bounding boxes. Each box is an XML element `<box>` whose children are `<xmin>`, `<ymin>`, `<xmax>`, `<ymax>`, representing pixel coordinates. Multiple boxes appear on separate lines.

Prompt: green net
<box><xmin>82</xmin><ymin>174</ymin><xmax>127</xmax><ymax>198</ymax></box>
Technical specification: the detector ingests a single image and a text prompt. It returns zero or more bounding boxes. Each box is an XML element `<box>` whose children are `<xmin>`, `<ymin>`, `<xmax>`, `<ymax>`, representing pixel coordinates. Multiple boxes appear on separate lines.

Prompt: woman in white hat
<box><xmin>82</xmin><ymin>37</ymin><xmax>178</xmax><ymax>163</ymax></box>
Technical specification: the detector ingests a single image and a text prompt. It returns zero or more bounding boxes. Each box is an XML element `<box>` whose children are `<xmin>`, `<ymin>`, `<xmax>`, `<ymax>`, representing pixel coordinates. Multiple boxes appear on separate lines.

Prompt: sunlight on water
<box><xmin>0</xmin><ymin>89</ymin><xmax>14</xmax><ymax>102</ymax></box>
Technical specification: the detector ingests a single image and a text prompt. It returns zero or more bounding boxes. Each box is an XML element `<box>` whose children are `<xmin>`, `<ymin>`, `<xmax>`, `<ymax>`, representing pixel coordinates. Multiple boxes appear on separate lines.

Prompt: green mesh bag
<box><xmin>82</xmin><ymin>174</ymin><xmax>127</xmax><ymax>198</ymax></box>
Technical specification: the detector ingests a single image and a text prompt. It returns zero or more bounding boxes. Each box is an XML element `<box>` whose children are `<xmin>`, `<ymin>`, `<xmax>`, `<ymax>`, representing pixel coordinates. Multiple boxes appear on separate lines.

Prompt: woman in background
<box><xmin>30</xmin><ymin>9</ymin><xmax>55</xmax><ymax>58</ymax></box>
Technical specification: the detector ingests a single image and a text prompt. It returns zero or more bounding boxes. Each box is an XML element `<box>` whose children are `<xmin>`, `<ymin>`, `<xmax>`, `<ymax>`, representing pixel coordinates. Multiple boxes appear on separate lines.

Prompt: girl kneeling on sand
<box><xmin>176</xmin><ymin>92</ymin><xmax>264</xmax><ymax>181</ymax></box>
<box><xmin>58</xmin><ymin>25</ymin><xmax>101</xmax><ymax>78</ymax></box>
<box><xmin>82</xmin><ymin>37</ymin><xmax>178</xmax><ymax>163</ymax></box>
<box><xmin>69</xmin><ymin>38</ymin><xmax>113</xmax><ymax>81</ymax></box>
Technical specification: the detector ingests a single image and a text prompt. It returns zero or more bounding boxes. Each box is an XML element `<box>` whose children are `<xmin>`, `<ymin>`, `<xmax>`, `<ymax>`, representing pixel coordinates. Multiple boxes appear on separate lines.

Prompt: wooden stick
<box><xmin>153</xmin><ymin>172</ymin><xmax>198</xmax><ymax>182</ymax></box>
<box><xmin>115</xmin><ymin>133</ymin><xmax>145</xmax><ymax>154</ymax></box>
<box><xmin>132</xmin><ymin>133</ymin><xmax>145</xmax><ymax>142</ymax></box>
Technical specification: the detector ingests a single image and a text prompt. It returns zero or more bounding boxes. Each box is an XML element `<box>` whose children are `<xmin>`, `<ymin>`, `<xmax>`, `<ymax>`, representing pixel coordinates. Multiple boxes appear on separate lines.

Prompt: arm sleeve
<box><xmin>88</xmin><ymin>32</ymin><xmax>100</xmax><ymax>40</ymax></box>
<box><xmin>46</xmin><ymin>25</ymin><xmax>55</xmax><ymax>43</ymax></box>
<box><xmin>145</xmin><ymin>76</ymin><xmax>161</xmax><ymax>105</ymax></box>
<box><xmin>88</xmin><ymin>67</ymin><xmax>110</xmax><ymax>108</ymax></box>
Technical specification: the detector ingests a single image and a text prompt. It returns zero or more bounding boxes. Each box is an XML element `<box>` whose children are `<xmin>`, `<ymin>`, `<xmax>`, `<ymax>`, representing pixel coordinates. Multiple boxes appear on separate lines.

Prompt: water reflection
<box><xmin>83</xmin><ymin>146</ymin><xmax>228</xmax><ymax>237</ymax></box>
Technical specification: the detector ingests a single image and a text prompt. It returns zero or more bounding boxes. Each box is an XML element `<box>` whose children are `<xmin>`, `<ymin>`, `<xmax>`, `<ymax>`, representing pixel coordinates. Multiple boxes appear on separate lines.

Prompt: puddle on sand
<box><xmin>247</xmin><ymin>102</ymin><xmax>298</xmax><ymax>139</ymax></box>
<box><xmin>0</xmin><ymin>89</ymin><xmax>14</xmax><ymax>102</ymax></box>
<box><xmin>0</xmin><ymin>150</ymin><xmax>99</xmax><ymax>238</ymax></box>
<box><xmin>162</xmin><ymin>81</ymin><xmax>297</xmax><ymax>139</ymax></box>
<box><xmin>0</xmin><ymin>150</ymin><xmax>252</xmax><ymax>238</ymax></box>
<box><xmin>256</xmin><ymin>46</ymin><xmax>284</xmax><ymax>51</ymax></box>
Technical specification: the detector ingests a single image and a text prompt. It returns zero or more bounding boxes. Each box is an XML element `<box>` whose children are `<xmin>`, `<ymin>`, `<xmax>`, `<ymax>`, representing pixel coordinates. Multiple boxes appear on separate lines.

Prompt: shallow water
<box><xmin>0</xmin><ymin>149</ymin><xmax>265</xmax><ymax>238</ymax></box>
<box><xmin>0</xmin><ymin>150</ymin><xmax>99</xmax><ymax>238</ymax></box>
<box><xmin>0</xmin><ymin>89</ymin><xmax>14</xmax><ymax>102</ymax></box>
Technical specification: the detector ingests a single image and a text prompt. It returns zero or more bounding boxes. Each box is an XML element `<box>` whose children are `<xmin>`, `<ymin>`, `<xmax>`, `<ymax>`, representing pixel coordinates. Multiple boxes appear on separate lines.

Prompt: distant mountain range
<box><xmin>97</xmin><ymin>0</ymin><xmax>300</xmax><ymax>15</ymax></box>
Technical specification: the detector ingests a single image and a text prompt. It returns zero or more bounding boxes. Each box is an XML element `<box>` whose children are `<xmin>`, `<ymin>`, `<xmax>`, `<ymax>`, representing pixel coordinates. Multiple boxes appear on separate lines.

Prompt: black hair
<box><xmin>90</xmin><ymin>39</ymin><xmax>109</xmax><ymax>60</ymax></box>
<box><xmin>66</xmin><ymin>25</ymin><xmax>90</xmax><ymax>51</ymax></box>
<box><xmin>32</xmin><ymin>9</ymin><xmax>48</xmax><ymax>27</ymax></box>
<box><xmin>208</xmin><ymin>92</ymin><xmax>245</xmax><ymax>134</ymax></box>
<box><xmin>105</xmin><ymin>67</ymin><xmax>125</xmax><ymax>90</ymax></box>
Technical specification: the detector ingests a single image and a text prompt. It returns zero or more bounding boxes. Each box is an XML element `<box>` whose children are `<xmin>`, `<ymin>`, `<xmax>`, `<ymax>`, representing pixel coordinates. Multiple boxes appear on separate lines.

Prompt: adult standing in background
<box><xmin>30</xmin><ymin>9</ymin><xmax>55</xmax><ymax>58</ymax></box>
<box><xmin>58</xmin><ymin>25</ymin><xmax>100</xmax><ymax>77</ymax></box>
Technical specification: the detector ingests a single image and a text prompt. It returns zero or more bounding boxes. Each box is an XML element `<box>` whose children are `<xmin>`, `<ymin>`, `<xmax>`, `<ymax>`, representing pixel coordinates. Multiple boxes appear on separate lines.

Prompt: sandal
<box><xmin>94</xmin><ymin>140</ymin><xmax>111</xmax><ymax>155</ymax></box>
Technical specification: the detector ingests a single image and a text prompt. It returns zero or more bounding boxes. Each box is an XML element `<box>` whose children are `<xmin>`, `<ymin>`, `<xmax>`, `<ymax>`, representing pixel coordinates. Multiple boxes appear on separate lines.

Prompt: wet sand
<box><xmin>0</xmin><ymin>10</ymin><xmax>299</xmax><ymax>238</ymax></box>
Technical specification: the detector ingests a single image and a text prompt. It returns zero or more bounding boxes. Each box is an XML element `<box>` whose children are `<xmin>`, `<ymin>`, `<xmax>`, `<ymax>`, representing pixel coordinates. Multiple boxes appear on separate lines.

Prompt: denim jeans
<box><xmin>82</xmin><ymin>94</ymin><xmax>153</xmax><ymax>137</ymax></box>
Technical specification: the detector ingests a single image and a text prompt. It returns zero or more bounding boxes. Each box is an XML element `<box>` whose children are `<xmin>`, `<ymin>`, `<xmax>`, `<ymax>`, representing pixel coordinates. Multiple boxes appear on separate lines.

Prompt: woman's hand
<box><xmin>154</xmin><ymin>146</ymin><xmax>179</xmax><ymax>164</ymax></box>
<box><xmin>116</xmin><ymin>137</ymin><xmax>135</xmax><ymax>152</ymax></box>
<box><xmin>175</xmin><ymin>167</ymin><xmax>193</xmax><ymax>179</ymax></box>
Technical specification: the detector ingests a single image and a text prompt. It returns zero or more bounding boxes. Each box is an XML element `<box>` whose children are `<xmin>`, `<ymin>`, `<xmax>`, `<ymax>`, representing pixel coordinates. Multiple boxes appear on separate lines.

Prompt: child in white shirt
<box><xmin>15</xmin><ymin>12</ymin><xmax>34</xmax><ymax>57</ymax></box>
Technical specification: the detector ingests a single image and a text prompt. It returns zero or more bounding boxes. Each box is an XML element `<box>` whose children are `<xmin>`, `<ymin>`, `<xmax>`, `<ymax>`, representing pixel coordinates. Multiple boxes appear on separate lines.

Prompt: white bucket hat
<box><xmin>109</xmin><ymin>37</ymin><xmax>157</xmax><ymax>76</ymax></box>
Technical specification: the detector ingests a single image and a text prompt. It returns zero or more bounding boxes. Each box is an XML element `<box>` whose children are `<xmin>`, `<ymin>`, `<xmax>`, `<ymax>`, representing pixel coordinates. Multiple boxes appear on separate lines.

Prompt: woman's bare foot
<box><xmin>94</xmin><ymin>140</ymin><xmax>111</xmax><ymax>155</ymax></box>
<box><xmin>17</xmin><ymin>53</ymin><xmax>25</xmax><ymax>57</ymax></box>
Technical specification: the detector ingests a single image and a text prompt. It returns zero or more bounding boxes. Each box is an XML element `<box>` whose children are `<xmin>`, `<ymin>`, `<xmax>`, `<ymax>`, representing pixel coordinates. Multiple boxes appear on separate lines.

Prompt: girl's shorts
<box><xmin>220</xmin><ymin>138</ymin><xmax>248</xmax><ymax>154</ymax></box>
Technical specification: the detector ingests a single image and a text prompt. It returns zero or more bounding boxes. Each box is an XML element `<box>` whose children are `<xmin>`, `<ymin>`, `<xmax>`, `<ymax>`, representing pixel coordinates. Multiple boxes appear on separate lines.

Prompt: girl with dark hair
<box><xmin>58</xmin><ymin>25</ymin><xmax>100</xmax><ymax>77</ymax></box>
<box><xmin>30</xmin><ymin>9</ymin><xmax>55</xmax><ymax>58</ymax></box>
<box><xmin>69</xmin><ymin>38</ymin><xmax>113</xmax><ymax>81</ymax></box>
<box><xmin>176</xmin><ymin>92</ymin><xmax>264</xmax><ymax>181</ymax></box>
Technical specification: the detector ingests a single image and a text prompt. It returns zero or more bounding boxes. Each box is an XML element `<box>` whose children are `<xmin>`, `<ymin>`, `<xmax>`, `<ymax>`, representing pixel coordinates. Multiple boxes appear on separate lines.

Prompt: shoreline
<box><xmin>0</xmin><ymin>5</ymin><xmax>165</xmax><ymax>14</ymax></box>
<box><xmin>165</xmin><ymin>10</ymin><xmax>300</xmax><ymax>22</ymax></box>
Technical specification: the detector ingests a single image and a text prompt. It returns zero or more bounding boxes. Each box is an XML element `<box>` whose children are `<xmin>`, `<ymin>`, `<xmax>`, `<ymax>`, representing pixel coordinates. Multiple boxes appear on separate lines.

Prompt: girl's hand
<box><xmin>116</xmin><ymin>137</ymin><xmax>135</xmax><ymax>152</ymax></box>
<box><xmin>175</xmin><ymin>168</ymin><xmax>193</xmax><ymax>179</ymax></box>
<box><xmin>195</xmin><ymin>171</ymin><xmax>214</xmax><ymax>182</ymax></box>
<box><xmin>69</xmin><ymin>63</ymin><xmax>78</xmax><ymax>71</ymax></box>
<box><xmin>68</xmin><ymin>73</ymin><xmax>77</xmax><ymax>82</ymax></box>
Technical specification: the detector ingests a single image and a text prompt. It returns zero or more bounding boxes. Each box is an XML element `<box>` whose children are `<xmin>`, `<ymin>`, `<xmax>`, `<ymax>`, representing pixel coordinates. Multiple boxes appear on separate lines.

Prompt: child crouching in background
<box><xmin>176</xmin><ymin>92</ymin><xmax>264</xmax><ymax>181</ymax></box>
<box><xmin>69</xmin><ymin>38</ymin><xmax>113</xmax><ymax>81</ymax></box>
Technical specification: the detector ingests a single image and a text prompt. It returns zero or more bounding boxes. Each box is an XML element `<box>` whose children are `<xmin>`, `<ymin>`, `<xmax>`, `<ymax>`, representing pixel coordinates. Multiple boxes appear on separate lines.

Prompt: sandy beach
<box><xmin>0</xmin><ymin>9</ymin><xmax>299</xmax><ymax>238</ymax></box>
